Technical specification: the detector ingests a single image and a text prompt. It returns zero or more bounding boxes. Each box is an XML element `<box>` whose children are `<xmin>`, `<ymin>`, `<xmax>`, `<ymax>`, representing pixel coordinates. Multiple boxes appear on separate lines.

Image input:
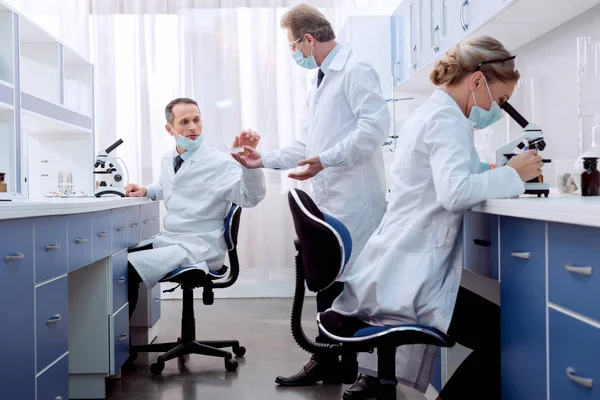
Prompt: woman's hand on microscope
<box><xmin>507</xmin><ymin>149</ymin><xmax>544</xmax><ymax>182</ymax></box>
<box><xmin>125</xmin><ymin>184</ymin><xmax>147</xmax><ymax>197</ymax></box>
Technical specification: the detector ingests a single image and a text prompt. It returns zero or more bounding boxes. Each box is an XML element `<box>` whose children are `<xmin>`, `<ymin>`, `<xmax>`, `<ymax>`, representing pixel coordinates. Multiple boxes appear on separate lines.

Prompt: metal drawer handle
<box><xmin>473</xmin><ymin>239</ymin><xmax>490</xmax><ymax>247</ymax></box>
<box><xmin>131</xmin><ymin>222</ymin><xmax>139</xmax><ymax>228</ymax></box>
<box><xmin>431</xmin><ymin>24</ymin><xmax>440</xmax><ymax>53</ymax></box>
<box><xmin>565</xmin><ymin>265</ymin><xmax>593</xmax><ymax>276</ymax></box>
<box><xmin>511</xmin><ymin>252</ymin><xmax>530</xmax><ymax>260</ymax></box>
<box><xmin>119</xmin><ymin>333</ymin><xmax>128</xmax><ymax>342</ymax></box>
<box><xmin>154</xmin><ymin>297</ymin><xmax>161</xmax><ymax>303</ymax></box>
<box><xmin>118</xmin><ymin>277</ymin><xmax>126</xmax><ymax>284</ymax></box>
<box><xmin>98</xmin><ymin>231</ymin><xmax>109</xmax><ymax>238</ymax></box>
<box><xmin>45</xmin><ymin>244</ymin><xmax>61</xmax><ymax>251</ymax></box>
<box><xmin>5</xmin><ymin>252</ymin><xmax>24</xmax><ymax>263</ymax></box>
<box><xmin>46</xmin><ymin>314</ymin><xmax>62</xmax><ymax>325</ymax></box>
<box><xmin>566</xmin><ymin>367</ymin><xmax>593</xmax><ymax>389</ymax></box>
<box><xmin>412</xmin><ymin>45</ymin><xmax>417</xmax><ymax>70</ymax></box>
<box><xmin>153</xmin><ymin>217</ymin><xmax>159</xmax><ymax>221</ymax></box>
<box><xmin>75</xmin><ymin>238</ymin><xmax>88</xmax><ymax>244</ymax></box>
<box><xmin>116</xmin><ymin>226</ymin><xmax>126</xmax><ymax>232</ymax></box>
<box><xmin>143</xmin><ymin>219</ymin><xmax>151</xmax><ymax>224</ymax></box>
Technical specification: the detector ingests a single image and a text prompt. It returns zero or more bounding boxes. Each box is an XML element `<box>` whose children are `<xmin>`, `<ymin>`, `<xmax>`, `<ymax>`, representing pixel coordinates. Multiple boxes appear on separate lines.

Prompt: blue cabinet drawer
<box><xmin>151</xmin><ymin>284</ymin><xmax>161</xmax><ymax>326</ymax></box>
<box><xmin>67</xmin><ymin>214</ymin><xmax>93</xmax><ymax>272</ymax></box>
<box><xmin>500</xmin><ymin>217</ymin><xmax>547</xmax><ymax>400</ymax></box>
<box><xmin>36</xmin><ymin>353</ymin><xmax>68</xmax><ymax>400</ymax></box>
<box><xmin>112</xmin><ymin>207</ymin><xmax>129</xmax><ymax>252</ymax></box>
<box><xmin>110</xmin><ymin>304</ymin><xmax>130</xmax><ymax>375</ymax></box>
<box><xmin>127</xmin><ymin>205</ymin><xmax>141</xmax><ymax>247</ymax></box>
<box><xmin>92</xmin><ymin>210</ymin><xmax>112</xmax><ymax>261</ymax></box>
<box><xmin>0</xmin><ymin>219</ymin><xmax>35</xmax><ymax>400</ymax></box>
<box><xmin>141</xmin><ymin>202</ymin><xmax>160</xmax><ymax>241</ymax></box>
<box><xmin>550</xmin><ymin>309</ymin><xmax>599</xmax><ymax>399</ymax></box>
<box><xmin>463</xmin><ymin>212</ymin><xmax>499</xmax><ymax>280</ymax></box>
<box><xmin>548</xmin><ymin>222</ymin><xmax>600</xmax><ymax>322</ymax></box>
<box><xmin>112</xmin><ymin>249</ymin><xmax>128</xmax><ymax>314</ymax></box>
<box><xmin>36</xmin><ymin>276</ymin><xmax>68</xmax><ymax>372</ymax></box>
<box><xmin>34</xmin><ymin>216</ymin><xmax>67</xmax><ymax>283</ymax></box>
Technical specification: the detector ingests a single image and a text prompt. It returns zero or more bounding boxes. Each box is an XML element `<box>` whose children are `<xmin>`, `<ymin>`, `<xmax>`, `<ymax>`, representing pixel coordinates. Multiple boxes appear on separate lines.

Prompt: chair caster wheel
<box><xmin>233</xmin><ymin>345</ymin><xmax>246</xmax><ymax>357</ymax></box>
<box><xmin>151</xmin><ymin>359</ymin><xmax>165</xmax><ymax>375</ymax></box>
<box><xmin>225</xmin><ymin>356</ymin><xmax>238</xmax><ymax>372</ymax></box>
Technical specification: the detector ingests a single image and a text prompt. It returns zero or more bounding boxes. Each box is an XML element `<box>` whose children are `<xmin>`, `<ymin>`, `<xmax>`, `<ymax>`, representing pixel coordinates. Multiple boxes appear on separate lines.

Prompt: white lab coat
<box><xmin>128</xmin><ymin>144</ymin><xmax>266</xmax><ymax>289</ymax></box>
<box><xmin>331</xmin><ymin>90</ymin><xmax>525</xmax><ymax>392</ymax></box>
<box><xmin>262</xmin><ymin>44</ymin><xmax>390</xmax><ymax>278</ymax></box>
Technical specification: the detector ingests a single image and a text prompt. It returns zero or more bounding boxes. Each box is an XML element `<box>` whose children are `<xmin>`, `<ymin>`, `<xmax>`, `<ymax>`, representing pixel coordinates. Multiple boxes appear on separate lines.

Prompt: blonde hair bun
<box><xmin>429</xmin><ymin>36</ymin><xmax>519</xmax><ymax>86</ymax></box>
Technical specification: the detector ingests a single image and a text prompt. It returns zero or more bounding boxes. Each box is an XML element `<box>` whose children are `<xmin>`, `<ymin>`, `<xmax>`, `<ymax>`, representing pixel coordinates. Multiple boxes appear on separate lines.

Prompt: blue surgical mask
<box><xmin>292</xmin><ymin>40</ymin><xmax>318</xmax><ymax>70</ymax></box>
<box><xmin>468</xmin><ymin>76</ymin><xmax>504</xmax><ymax>129</ymax></box>
<box><xmin>171</xmin><ymin>125</ymin><xmax>203</xmax><ymax>152</ymax></box>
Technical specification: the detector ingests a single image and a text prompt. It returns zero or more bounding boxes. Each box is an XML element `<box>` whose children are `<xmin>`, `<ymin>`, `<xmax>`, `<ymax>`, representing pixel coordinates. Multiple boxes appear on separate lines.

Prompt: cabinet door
<box><xmin>500</xmin><ymin>217</ymin><xmax>547</xmax><ymax>400</ymax></box>
<box><xmin>440</xmin><ymin>0</ymin><xmax>468</xmax><ymax>51</ymax></box>
<box><xmin>468</xmin><ymin>0</ymin><xmax>513</xmax><ymax>31</ymax></box>
<box><xmin>407</xmin><ymin>0</ymin><xmax>421</xmax><ymax>75</ymax></box>
<box><xmin>391</xmin><ymin>2</ymin><xmax>408</xmax><ymax>87</ymax></box>
<box><xmin>0</xmin><ymin>219</ymin><xmax>35</xmax><ymax>400</ymax></box>
<box><xmin>464</xmin><ymin>212</ymin><xmax>499</xmax><ymax>280</ymax></box>
<box><xmin>151</xmin><ymin>284</ymin><xmax>162</xmax><ymax>326</ymax></box>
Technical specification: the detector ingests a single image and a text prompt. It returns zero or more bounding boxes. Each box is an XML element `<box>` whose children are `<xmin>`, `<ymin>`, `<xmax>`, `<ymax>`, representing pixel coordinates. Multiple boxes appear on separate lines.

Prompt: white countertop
<box><xmin>472</xmin><ymin>192</ymin><xmax>600</xmax><ymax>228</ymax></box>
<box><xmin>0</xmin><ymin>197</ymin><xmax>154</xmax><ymax>220</ymax></box>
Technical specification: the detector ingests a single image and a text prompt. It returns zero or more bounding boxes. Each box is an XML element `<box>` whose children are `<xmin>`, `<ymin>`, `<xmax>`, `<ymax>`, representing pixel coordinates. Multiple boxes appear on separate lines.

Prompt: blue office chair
<box><xmin>130</xmin><ymin>204</ymin><xmax>246</xmax><ymax>375</ymax></box>
<box><xmin>287</xmin><ymin>189</ymin><xmax>455</xmax><ymax>400</ymax></box>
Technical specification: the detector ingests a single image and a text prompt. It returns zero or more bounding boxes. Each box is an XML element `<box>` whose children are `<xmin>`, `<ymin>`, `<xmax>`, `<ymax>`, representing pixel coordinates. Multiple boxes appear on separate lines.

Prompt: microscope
<box><xmin>94</xmin><ymin>139</ymin><xmax>128</xmax><ymax>198</ymax></box>
<box><xmin>496</xmin><ymin>101</ymin><xmax>550</xmax><ymax>198</ymax></box>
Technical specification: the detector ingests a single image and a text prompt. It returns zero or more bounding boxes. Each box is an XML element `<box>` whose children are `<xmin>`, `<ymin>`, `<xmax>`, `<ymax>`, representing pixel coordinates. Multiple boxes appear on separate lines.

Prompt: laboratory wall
<box><xmin>487</xmin><ymin>3</ymin><xmax>600</xmax><ymax>187</ymax></box>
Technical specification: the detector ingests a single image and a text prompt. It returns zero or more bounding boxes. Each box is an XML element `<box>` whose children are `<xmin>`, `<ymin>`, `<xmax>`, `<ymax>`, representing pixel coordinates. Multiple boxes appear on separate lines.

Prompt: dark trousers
<box><xmin>128</xmin><ymin>263</ymin><xmax>143</xmax><ymax>319</ymax></box>
<box><xmin>440</xmin><ymin>287</ymin><xmax>501</xmax><ymax>400</ymax></box>
<box><xmin>313</xmin><ymin>281</ymin><xmax>345</xmax><ymax>363</ymax></box>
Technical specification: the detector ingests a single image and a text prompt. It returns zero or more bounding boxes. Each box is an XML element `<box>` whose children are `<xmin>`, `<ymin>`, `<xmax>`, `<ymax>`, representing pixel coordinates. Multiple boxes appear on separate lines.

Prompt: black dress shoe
<box><xmin>343</xmin><ymin>374</ymin><xmax>381</xmax><ymax>400</ymax></box>
<box><xmin>275</xmin><ymin>359</ymin><xmax>342</xmax><ymax>387</ymax></box>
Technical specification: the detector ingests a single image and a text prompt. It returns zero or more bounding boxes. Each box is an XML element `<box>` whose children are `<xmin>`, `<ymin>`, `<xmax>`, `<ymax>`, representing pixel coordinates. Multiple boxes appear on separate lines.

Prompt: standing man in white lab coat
<box><xmin>124</xmin><ymin>97</ymin><xmax>266</xmax><ymax>319</ymax></box>
<box><xmin>233</xmin><ymin>4</ymin><xmax>391</xmax><ymax>386</ymax></box>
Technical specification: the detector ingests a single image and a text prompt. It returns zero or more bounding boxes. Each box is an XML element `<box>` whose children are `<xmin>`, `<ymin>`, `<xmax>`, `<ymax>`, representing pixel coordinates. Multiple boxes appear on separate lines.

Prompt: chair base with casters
<box><xmin>129</xmin><ymin>205</ymin><xmax>246</xmax><ymax>375</ymax></box>
<box><xmin>286</xmin><ymin>188</ymin><xmax>455</xmax><ymax>399</ymax></box>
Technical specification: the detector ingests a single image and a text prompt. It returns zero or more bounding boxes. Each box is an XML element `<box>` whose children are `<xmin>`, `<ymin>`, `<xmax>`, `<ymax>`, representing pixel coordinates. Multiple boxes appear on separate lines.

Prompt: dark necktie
<box><xmin>174</xmin><ymin>155</ymin><xmax>184</xmax><ymax>174</ymax></box>
<box><xmin>317</xmin><ymin>68</ymin><xmax>324</xmax><ymax>88</ymax></box>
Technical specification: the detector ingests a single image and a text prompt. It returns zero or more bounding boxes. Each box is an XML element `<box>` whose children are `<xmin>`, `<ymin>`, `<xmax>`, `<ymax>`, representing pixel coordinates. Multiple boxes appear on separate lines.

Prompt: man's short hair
<box><xmin>281</xmin><ymin>4</ymin><xmax>335</xmax><ymax>43</ymax></box>
<box><xmin>165</xmin><ymin>98</ymin><xmax>199</xmax><ymax>124</ymax></box>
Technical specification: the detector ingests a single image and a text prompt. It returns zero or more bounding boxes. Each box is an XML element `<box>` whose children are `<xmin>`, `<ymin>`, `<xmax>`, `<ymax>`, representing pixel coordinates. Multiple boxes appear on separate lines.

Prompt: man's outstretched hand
<box><xmin>231</xmin><ymin>129</ymin><xmax>263</xmax><ymax>168</ymax></box>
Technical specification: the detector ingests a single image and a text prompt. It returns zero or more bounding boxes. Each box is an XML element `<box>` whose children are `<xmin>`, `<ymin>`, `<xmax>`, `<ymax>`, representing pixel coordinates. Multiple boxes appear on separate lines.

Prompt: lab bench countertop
<box><xmin>0</xmin><ymin>196</ymin><xmax>154</xmax><ymax>220</ymax></box>
<box><xmin>472</xmin><ymin>192</ymin><xmax>600</xmax><ymax>228</ymax></box>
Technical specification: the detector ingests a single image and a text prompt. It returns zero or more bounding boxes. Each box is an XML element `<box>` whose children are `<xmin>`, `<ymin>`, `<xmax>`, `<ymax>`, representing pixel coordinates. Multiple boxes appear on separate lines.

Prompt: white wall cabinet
<box><xmin>391</xmin><ymin>0</ymin><xmax>600</xmax><ymax>91</ymax></box>
<box><xmin>0</xmin><ymin>0</ymin><xmax>95</xmax><ymax>198</ymax></box>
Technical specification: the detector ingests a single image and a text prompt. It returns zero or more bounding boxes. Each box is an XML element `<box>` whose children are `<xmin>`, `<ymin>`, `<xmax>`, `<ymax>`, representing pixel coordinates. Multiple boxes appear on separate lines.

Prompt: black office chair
<box><xmin>287</xmin><ymin>189</ymin><xmax>455</xmax><ymax>400</ymax></box>
<box><xmin>130</xmin><ymin>204</ymin><xmax>246</xmax><ymax>375</ymax></box>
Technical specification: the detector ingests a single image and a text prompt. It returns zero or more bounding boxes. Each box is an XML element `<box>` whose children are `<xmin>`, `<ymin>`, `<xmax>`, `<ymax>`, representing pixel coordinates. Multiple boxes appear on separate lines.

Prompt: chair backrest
<box><xmin>212</xmin><ymin>204</ymin><xmax>242</xmax><ymax>290</ymax></box>
<box><xmin>224</xmin><ymin>204</ymin><xmax>242</xmax><ymax>251</ymax></box>
<box><xmin>288</xmin><ymin>189</ymin><xmax>352</xmax><ymax>292</ymax></box>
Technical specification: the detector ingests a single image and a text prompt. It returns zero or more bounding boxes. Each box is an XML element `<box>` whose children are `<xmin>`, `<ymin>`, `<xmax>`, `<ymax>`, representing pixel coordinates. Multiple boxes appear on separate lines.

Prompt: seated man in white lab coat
<box><xmin>124</xmin><ymin>97</ymin><xmax>266</xmax><ymax>318</ymax></box>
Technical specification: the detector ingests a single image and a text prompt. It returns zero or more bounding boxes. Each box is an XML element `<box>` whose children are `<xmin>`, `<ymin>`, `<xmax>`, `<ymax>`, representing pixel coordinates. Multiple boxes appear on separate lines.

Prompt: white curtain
<box><xmin>89</xmin><ymin>0</ymin><xmax>345</xmax><ymax>298</ymax></box>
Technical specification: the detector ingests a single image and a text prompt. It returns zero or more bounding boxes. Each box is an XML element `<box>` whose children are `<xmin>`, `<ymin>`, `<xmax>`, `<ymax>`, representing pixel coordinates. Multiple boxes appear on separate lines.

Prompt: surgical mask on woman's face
<box><xmin>292</xmin><ymin>39</ymin><xmax>318</xmax><ymax>70</ymax></box>
<box><xmin>171</xmin><ymin>126</ymin><xmax>204</xmax><ymax>152</ymax></box>
<box><xmin>468</xmin><ymin>76</ymin><xmax>504</xmax><ymax>129</ymax></box>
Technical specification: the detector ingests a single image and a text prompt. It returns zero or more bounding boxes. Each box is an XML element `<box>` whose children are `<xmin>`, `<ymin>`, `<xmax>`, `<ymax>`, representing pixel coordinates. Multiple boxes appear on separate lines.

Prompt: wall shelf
<box><xmin>0</xmin><ymin>0</ymin><xmax>96</xmax><ymax>197</ymax></box>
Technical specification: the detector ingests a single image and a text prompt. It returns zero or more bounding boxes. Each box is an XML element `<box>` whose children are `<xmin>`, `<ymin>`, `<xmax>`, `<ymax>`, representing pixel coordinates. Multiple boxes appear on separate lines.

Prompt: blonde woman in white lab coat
<box><xmin>323</xmin><ymin>36</ymin><xmax>544</xmax><ymax>400</ymax></box>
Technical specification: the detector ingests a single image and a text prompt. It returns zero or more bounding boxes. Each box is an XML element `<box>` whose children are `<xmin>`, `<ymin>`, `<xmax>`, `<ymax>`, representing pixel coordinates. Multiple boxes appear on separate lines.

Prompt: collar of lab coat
<box><xmin>431</xmin><ymin>89</ymin><xmax>477</xmax><ymax>129</ymax></box>
<box><xmin>311</xmin><ymin>43</ymin><xmax>351</xmax><ymax>84</ymax></box>
<box><xmin>172</xmin><ymin>140</ymin><xmax>208</xmax><ymax>165</ymax></box>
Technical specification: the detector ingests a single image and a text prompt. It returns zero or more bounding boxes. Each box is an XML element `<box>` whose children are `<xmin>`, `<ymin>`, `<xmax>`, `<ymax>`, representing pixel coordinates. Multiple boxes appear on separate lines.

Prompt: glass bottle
<box><xmin>581</xmin><ymin>157</ymin><xmax>600</xmax><ymax>196</ymax></box>
<box><xmin>0</xmin><ymin>172</ymin><xmax>6</xmax><ymax>193</ymax></box>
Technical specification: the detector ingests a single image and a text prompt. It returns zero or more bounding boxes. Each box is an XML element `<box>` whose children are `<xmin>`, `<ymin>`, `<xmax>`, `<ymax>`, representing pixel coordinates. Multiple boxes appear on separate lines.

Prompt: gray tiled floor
<box><xmin>105</xmin><ymin>298</ymin><xmax>427</xmax><ymax>400</ymax></box>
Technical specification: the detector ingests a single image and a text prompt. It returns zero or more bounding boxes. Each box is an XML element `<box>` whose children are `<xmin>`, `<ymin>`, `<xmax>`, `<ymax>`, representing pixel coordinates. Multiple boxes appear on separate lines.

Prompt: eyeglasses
<box><xmin>288</xmin><ymin>37</ymin><xmax>303</xmax><ymax>52</ymax></box>
<box><xmin>476</xmin><ymin>55</ymin><xmax>516</xmax><ymax>71</ymax></box>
